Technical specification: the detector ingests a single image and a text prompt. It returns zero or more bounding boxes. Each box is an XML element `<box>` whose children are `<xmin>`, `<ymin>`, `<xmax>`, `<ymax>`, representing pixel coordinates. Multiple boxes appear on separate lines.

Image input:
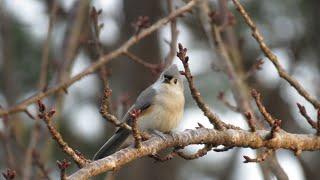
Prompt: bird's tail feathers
<box><xmin>93</xmin><ymin>128</ymin><xmax>130</xmax><ymax>160</ymax></box>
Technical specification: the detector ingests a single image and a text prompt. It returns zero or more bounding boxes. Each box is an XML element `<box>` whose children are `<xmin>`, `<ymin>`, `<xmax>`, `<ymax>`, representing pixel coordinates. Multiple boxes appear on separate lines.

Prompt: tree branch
<box><xmin>232</xmin><ymin>0</ymin><xmax>320</xmax><ymax>109</ymax></box>
<box><xmin>67</xmin><ymin>128</ymin><xmax>320</xmax><ymax>179</ymax></box>
<box><xmin>0</xmin><ymin>0</ymin><xmax>200</xmax><ymax>117</ymax></box>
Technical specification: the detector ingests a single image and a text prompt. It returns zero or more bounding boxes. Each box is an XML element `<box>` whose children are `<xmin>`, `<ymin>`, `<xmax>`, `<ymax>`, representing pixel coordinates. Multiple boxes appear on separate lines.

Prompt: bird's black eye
<box><xmin>174</xmin><ymin>79</ymin><xmax>177</xmax><ymax>84</ymax></box>
<box><xmin>164</xmin><ymin>75</ymin><xmax>173</xmax><ymax>81</ymax></box>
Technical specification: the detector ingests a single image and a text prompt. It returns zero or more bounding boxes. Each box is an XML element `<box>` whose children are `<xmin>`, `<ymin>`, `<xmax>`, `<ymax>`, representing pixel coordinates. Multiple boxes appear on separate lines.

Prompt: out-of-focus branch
<box><xmin>0</xmin><ymin>0</ymin><xmax>200</xmax><ymax>117</ymax></box>
<box><xmin>22</xmin><ymin>4</ymin><xmax>59</xmax><ymax>179</ymax></box>
<box><xmin>32</xmin><ymin>151</ymin><xmax>51</xmax><ymax>180</ymax></box>
<box><xmin>200</xmin><ymin>2</ymin><xmax>286</xmax><ymax>178</ymax></box>
<box><xmin>38</xmin><ymin>0</ymin><xmax>58</xmax><ymax>90</ymax></box>
<box><xmin>58</xmin><ymin>0</ymin><xmax>90</xmax><ymax>83</ymax></box>
<box><xmin>67</xmin><ymin>128</ymin><xmax>320</xmax><ymax>179</ymax></box>
<box><xmin>123</xmin><ymin>51</ymin><xmax>160</xmax><ymax>70</ymax></box>
<box><xmin>22</xmin><ymin>120</ymin><xmax>41</xmax><ymax>180</ymax></box>
<box><xmin>244</xmin><ymin>59</ymin><xmax>264</xmax><ymax>80</ymax></box>
<box><xmin>232</xmin><ymin>0</ymin><xmax>320</xmax><ymax>109</ymax></box>
<box><xmin>198</xmin><ymin>1</ymin><xmax>260</xmax><ymax>132</ymax></box>
<box><xmin>164</xmin><ymin>0</ymin><xmax>179</xmax><ymax>67</ymax></box>
<box><xmin>217</xmin><ymin>92</ymin><xmax>240</xmax><ymax>113</ymax></box>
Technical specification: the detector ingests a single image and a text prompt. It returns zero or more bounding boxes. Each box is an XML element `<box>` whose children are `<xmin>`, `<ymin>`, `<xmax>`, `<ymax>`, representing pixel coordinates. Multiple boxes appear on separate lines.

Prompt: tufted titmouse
<box><xmin>93</xmin><ymin>64</ymin><xmax>185</xmax><ymax>160</ymax></box>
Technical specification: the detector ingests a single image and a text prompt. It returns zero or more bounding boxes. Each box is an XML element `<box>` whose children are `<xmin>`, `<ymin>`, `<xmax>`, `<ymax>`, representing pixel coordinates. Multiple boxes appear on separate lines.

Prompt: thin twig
<box><xmin>32</xmin><ymin>150</ymin><xmax>51</xmax><ymax>180</ymax></box>
<box><xmin>232</xmin><ymin>0</ymin><xmax>320</xmax><ymax>109</ymax></box>
<box><xmin>175</xmin><ymin>144</ymin><xmax>213</xmax><ymax>160</ymax></box>
<box><xmin>244</xmin><ymin>112</ymin><xmax>256</xmax><ymax>132</ymax></box>
<box><xmin>100</xmin><ymin>89</ymin><xmax>132</xmax><ymax>131</ymax></box>
<box><xmin>217</xmin><ymin>91</ymin><xmax>241</xmax><ymax>113</ymax></box>
<box><xmin>89</xmin><ymin>7</ymin><xmax>132</xmax><ymax>132</ymax></box>
<box><xmin>129</xmin><ymin>109</ymin><xmax>142</xmax><ymax>149</ymax></box>
<box><xmin>58</xmin><ymin>0</ymin><xmax>90</xmax><ymax>83</ymax></box>
<box><xmin>22</xmin><ymin>121</ymin><xmax>41</xmax><ymax>180</ymax></box>
<box><xmin>243</xmin><ymin>149</ymin><xmax>274</xmax><ymax>163</ymax></box>
<box><xmin>198</xmin><ymin>1</ymin><xmax>259</xmax><ymax>131</ymax></box>
<box><xmin>123</xmin><ymin>51</ymin><xmax>160</xmax><ymax>70</ymax></box>
<box><xmin>151</xmin><ymin>144</ymin><xmax>213</xmax><ymax>162</ymax></box>
<box><xmin>251</xmin><ymin>89</ymin><xmax>275</xmax><ymax>126</ymax></box>
<box><xmin>177</xmin><ymin>43</ymin><xmax>239</xmax><ymax>130</ymax></box>
<box><xmin>37</xmin><ymin>101</ymin><xmax>90</xmax><ymax>167</ymax></box>
<box><xmin>244</xmin><ymin>59</ymin><xmax>264</xmax><ymax>80</ymax></box>
<box><xmin>297</xmin><ymin>103</ymin><xmax>317</xmax><ymax>129</ymax></box>
<box><xmin>0</xmin><ymin>0</ymin><xmax>200</xmax><ymax>117</ymax></box>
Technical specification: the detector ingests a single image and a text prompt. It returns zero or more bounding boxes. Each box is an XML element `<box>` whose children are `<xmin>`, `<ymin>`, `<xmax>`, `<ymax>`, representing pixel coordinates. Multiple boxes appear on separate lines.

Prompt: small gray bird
<box><xmin>93</xmin><ymin>64</ymin><xmax>185</xmax><ymax>160</ymax></box>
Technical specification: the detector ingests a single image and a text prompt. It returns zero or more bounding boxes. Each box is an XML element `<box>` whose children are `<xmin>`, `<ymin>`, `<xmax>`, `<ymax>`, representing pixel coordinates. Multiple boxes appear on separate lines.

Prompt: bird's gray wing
<box><xmin>123</xmin><ymin>86</ymin><xmax>156</xmax><ymax>125</ymax></box>
<box><xmin>93</xmin><ymin>86</ymin><xmax>156</xmax><ymax>160</ymax></box>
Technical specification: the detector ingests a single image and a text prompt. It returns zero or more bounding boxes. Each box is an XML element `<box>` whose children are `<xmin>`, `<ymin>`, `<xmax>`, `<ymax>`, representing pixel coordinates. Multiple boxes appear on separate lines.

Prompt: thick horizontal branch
<box><xmin>67</xmin><ymin>128</ymin><xmax>320</xmax><ymax>179</ymax></box>
<box><xmin>0</xmin><ymin>0</ymin><xmax>199</xmax><ymax>117</ymax></box>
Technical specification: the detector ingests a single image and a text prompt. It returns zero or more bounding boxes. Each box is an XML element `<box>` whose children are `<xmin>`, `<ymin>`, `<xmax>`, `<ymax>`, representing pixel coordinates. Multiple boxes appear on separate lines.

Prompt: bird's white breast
<box><xmin>137</xmin><ymin>84</ymin><xmax>184</xmax><ymax>132</ymax></box>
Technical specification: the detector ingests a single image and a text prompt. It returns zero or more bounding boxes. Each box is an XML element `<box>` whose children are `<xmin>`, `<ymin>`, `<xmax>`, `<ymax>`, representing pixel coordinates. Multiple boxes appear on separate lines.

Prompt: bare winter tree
<box><xmin>0</xmin><ymin>0</ymin><xmax>319</xmax><ymax>180</ymax></box>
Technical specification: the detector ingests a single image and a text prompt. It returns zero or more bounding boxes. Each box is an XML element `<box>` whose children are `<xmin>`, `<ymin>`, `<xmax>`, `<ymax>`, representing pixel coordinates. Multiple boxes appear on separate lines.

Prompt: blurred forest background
<box><xmin>0</xmin><ymin>0</ymin><xmax>319</xmax><ymax>179</ymax></box>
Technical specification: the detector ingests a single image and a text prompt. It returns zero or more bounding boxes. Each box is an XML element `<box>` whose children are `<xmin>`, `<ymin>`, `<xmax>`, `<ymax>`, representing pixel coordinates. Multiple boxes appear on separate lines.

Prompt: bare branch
<box><xmin>67</xmin><ymin>128</ymin><xmax>320</xmax><ymax>179</ymax></box>
<box><xmin>0</xmin><ymin>0</ymin><xmax>200</xmax><ymax>117</ymax></box>
<box><xmin>244</xmin><ymin>112</ymin><xmax>256</xmax><ymax>132</ymax></box>
<box><xmin>100</xmin><ymin>89</ymin><xmax>132</xmax><ymax>131</ymax></box>
<box><xmin>38</xmin><ymin>0</ymin><xmax>58</xmax><ymax>90</ymax></box>
<box><xmin>244</xmin><ymin>59</ymin><xmax>264</xmax><ymax>80</ymax></box>
<box><xmin>297</xmin><ymin>103</ymin><xmax>317</xmax><ymax>129</ymax></box>
<box><xmin>129</xmin><ymin>109</ymin><xmax>143</xmax><ymax>148</ymax></box>
<box><xmin>123</xmin><ymin>51</ymin><xmax>160</xmax><ymax>70</ymax></box>
<box><xmin>164</xmin><ymin>0</ymin><xmax>179</xmax><ymax>67</ymax></box>
<box><xmin>198</xmin><ymin>1</ymin><xmax>260</xmax><ymax>131</ymax></box>
<box><xmin>175</xmin><ymin>144</ymin><xmax>213</xmax><ymax>160</ymax></box>
<box><xmin>32</xmin><ymin>151</ymin><xmax>51</xmax><ymax>180</ymax></box>
<box><xmin>217</xmin><ymin>91</ymin><xmax>241</xmax><ymax>113</ymax></box>
<box><xmin>232</xmin><ymin>0</ymin><xmax>320</xmax><ymax>109</ymax></box>
<box><xmin>37</xmin><ymin>101</ymin><xmax>90</xmax><ymax>167</ymax></box>
<box><xmin>177</xmin><ymin>43</ymin><xmax>238</xmax><ymax>130</ymax></box>
<box><xmin>251</xmin><ymin>89</ymin><xmax>275</xmax><ymax>126</ymax></box>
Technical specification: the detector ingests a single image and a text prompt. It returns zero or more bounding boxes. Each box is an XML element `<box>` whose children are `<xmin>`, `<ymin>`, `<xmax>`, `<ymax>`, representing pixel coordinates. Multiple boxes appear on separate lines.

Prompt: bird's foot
<box><xmin>149</xmin><ymin>130</ymin><xmax>167</xmax><ymax>140</ymax></box>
